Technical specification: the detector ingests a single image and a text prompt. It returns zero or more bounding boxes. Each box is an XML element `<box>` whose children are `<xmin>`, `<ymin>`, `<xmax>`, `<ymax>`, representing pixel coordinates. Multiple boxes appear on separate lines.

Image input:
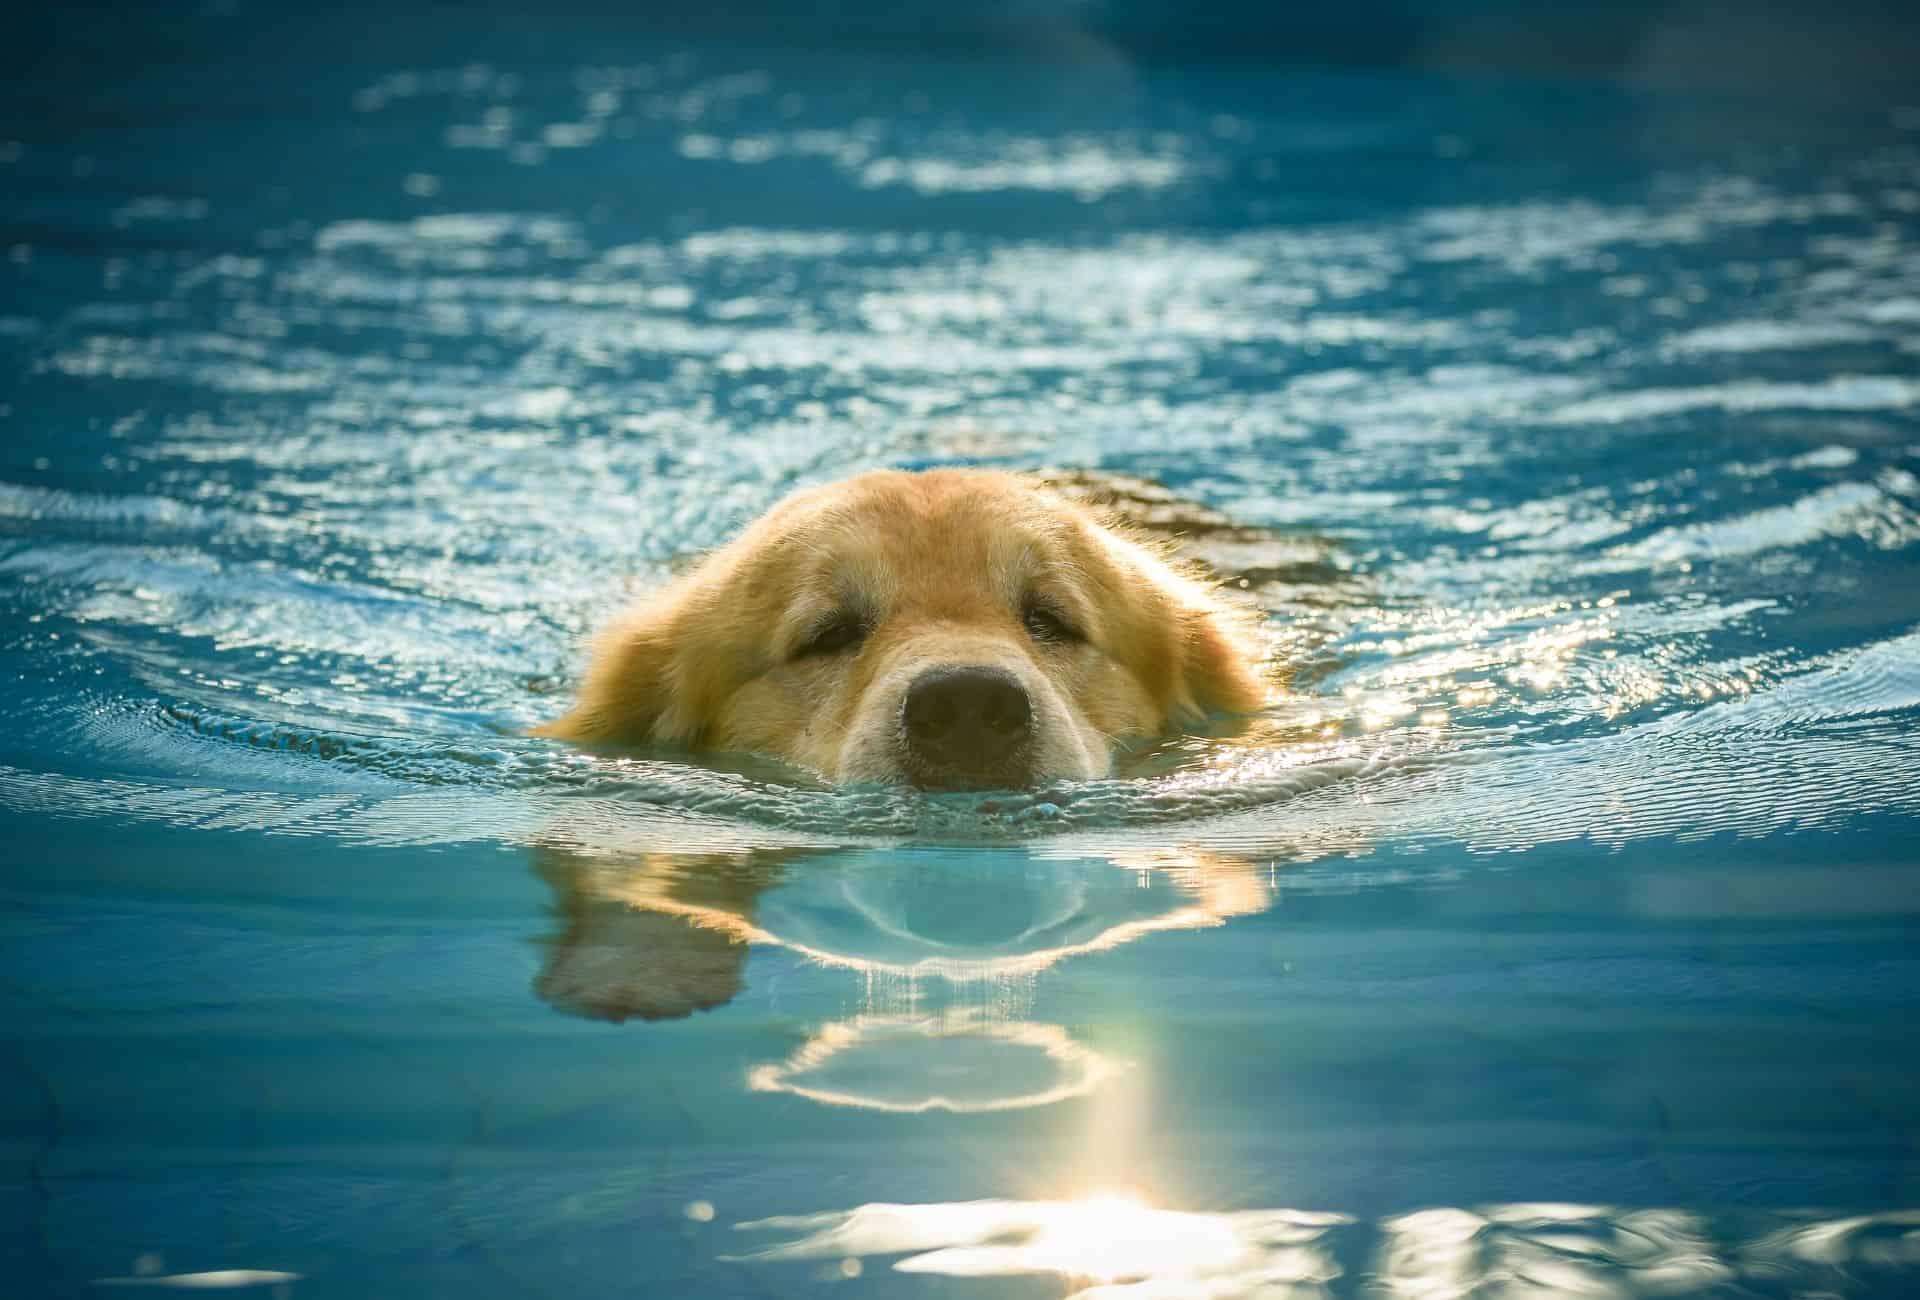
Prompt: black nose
<box><xmin>901</xmin><ymin>667</ymin><xmax>1033</xmax><ymax>788</ymax></box>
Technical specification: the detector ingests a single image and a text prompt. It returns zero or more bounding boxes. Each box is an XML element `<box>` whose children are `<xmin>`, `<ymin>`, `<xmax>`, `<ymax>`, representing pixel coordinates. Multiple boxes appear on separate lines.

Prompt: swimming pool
<box><xmin>4</xmin><ymin>2</ymin><xmax>1919</xmax><ymax>1295</ymax></box>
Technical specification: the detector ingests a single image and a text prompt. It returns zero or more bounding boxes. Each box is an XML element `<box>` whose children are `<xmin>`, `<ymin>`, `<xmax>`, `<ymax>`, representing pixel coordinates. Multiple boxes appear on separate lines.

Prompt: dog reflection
<box><xmin>533</xmin><ymin>848</ymin><xmax>786</xmax><ymax>1022</ymax></box>
<box><xmin>530</xmin><ymin>843</ymin><xmax>1277</xmax><ymax>1023</ymax></box>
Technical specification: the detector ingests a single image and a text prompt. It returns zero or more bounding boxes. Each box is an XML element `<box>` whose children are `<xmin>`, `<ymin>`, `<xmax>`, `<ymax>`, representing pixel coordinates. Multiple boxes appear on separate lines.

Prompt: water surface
<box><xmin>3</xmin><ymin>3</ymin><xmax>1919</xmax><ymax>1295</ymax></box>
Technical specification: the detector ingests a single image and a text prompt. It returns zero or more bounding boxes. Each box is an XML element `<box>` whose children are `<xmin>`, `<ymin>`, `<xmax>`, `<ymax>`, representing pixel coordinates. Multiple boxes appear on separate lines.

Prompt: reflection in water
<box><xmin>532</xmin><ymin>839</ymin><xmax>1275</xmax><ymax>1020</ymax></box>
<box><xmin>532</xmin><ymin>845</ymin><xmax>786</xmax><ymax>1022</ymax></box>
<box><xmin>732</xmin><ymin>1200</ymin><xmax>1920</xmax><ymax>1298</ymax></box>
<box><xmin>89</xmin><ymin>1270</ymin><xmax>304</xmax><ymax>1290</ymax></box>
<box><xmin>731</xmin><ymin>1193</ymin><xmax>1349</xmax><ymax>1296</ymax></box>
<box><xmin>531</xmin><ymin>834</ymin><xmax>1272</xmax><ymax>1111</ymax></box>
<box><xmin>1376</xmin><ymin>1204</ymin><xmax>1734</xmax><ymax>1298</ymax></box>
<box><xmin>1743</xmin><ymin>1209</ymin><xmax>1920</xmax><ymax>1275</ymax></box>
<box><xmin>746</xmin><ymin>1011</ymin><xmax>1122</xmax><ymax>1113</ymax></box>
<box><xmin>753</xmin><ymin>845</ymin><xmax>1275</xmax><ymax>981</ymax></box>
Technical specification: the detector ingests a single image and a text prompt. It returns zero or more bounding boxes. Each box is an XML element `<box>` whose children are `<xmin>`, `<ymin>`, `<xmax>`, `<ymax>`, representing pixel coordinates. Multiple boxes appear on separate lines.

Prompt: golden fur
<box><xmin>534</xmin><ymin>468</ymin><xmax>1265</xmax><ymax>785</ymax></box>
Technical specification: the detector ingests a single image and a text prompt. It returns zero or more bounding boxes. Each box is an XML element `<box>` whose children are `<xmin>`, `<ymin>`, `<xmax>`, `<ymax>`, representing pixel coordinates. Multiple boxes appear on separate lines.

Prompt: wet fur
<box><xmin>534</xmin><ymin>468</ymin><xmax>1266</xmax><ymax>783</ymax></box>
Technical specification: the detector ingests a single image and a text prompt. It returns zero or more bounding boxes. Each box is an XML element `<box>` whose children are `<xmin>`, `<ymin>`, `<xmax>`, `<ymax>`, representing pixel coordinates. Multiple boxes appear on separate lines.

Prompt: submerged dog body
<box><xmin>535</xmin><ymin>468</ymin><xmax>1265</xmax><ymax>787</ymax></box>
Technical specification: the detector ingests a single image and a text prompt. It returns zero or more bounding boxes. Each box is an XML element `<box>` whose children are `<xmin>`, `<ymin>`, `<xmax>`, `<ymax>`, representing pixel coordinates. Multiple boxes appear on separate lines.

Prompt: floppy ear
<box><xmin>533</xmin><ymin>580</ymin><xmax>744</xmax><ymax>745</ymax></box>
<box><xmin>531</xmin><ymin>602</ymin><xmax>680</xmax><ymax>744</ymax></box>
<box><xmin>1088</xmin><ymin>521</ymin><xmax>1269</xmax><ymax>727</ymax></box>
<box><xmin>536</xmin><ymin>505</ymin><xmax>787</xmax><ymax>747</ymax></box>
<box><xmin>1175</xmin><ymin>599</ymin><xmax>1268</xmax><ymax>720</ymax></box>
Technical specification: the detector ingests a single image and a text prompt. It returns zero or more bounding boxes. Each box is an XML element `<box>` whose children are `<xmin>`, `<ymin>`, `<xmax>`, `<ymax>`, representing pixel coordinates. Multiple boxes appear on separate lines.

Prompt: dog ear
<box><xmin>533</xmin><ymin>576</ymin><xmax>746</xmax><ymax>746</ymax></box>
<box><xmin>531</xmin><ymin>603</ymin><xmax>680</xmax><ymax>744</ymax></box>
<box><xmin>1175</xmin><ymin>600</ymin><xmax>1268</xmax><ymax>721</ymax></box>
<box><xmin>1085</xmin><ymin>520</ymin><xmax>1269</xmax><ymax>727</ymax></box>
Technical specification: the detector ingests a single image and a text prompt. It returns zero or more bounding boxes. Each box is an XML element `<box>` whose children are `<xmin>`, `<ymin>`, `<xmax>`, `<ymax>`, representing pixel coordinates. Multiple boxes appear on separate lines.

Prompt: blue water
<box><xmin>4</xmin><ymin>2</ymin><xmax>1920</xmax><ymax>1295</ymax></box>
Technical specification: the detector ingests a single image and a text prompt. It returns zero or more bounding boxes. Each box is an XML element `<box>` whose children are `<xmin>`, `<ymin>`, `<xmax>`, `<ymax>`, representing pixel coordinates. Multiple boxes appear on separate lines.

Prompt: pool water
<box><xmin>4</xmin><ymin>2</ymin><xmax>1920</xmax><ymax>1295</ymax></box>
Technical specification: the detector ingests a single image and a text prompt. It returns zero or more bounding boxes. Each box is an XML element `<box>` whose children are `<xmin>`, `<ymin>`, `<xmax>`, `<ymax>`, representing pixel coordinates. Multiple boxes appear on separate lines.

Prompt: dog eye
<box><xmin>793</xmin><ymin>612</ymin><xmax>867</xmax><ymax>660</ymax></box>
<box><xmin>1023</xmin><ymin>601</ymin><xmax>1084</xmax><ymax>646</ymax></box>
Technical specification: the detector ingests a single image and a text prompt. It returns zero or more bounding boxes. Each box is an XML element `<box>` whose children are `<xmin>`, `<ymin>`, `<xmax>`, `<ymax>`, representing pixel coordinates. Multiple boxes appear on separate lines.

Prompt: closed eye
<box><xmin>1022</xmin><ymin>598</ymin><xmax>1085</xmax><ymax>646</ymax></box>
<box><xmin>792</xmin><ymin>611</ymin><xmax>868</xmax><ymax>660</ymax></box>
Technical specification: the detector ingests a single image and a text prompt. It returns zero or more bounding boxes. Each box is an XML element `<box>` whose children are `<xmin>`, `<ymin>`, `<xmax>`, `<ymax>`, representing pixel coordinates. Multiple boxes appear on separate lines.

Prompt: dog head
<box><xmin>536</xmin><ymin>469</ymin><xmax>1265</xmax><ymax>787</ymax></box>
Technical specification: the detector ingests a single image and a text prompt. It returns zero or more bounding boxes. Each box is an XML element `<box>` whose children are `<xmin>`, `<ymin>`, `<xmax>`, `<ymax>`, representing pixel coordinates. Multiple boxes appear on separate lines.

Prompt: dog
<box><xmin>534</xmin><ymin>468</ymin><xmax>1267</xmax><ymax>788</ymax></box>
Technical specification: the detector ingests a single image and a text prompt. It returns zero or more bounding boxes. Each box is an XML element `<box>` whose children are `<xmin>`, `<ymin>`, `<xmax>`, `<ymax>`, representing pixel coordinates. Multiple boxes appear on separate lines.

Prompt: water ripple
<box><xmin>4</xmin><ymin>52</ymin><xmax>1920</xmax><ymax>883</ymax></box>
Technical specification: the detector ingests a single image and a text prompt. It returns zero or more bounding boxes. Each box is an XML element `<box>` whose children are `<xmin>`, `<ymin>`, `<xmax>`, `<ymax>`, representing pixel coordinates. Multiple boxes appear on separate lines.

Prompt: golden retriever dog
<box><xmin>535</xmin><ymin>468</ymin><xmax>1267</xmax><ymax>788</ymax></box>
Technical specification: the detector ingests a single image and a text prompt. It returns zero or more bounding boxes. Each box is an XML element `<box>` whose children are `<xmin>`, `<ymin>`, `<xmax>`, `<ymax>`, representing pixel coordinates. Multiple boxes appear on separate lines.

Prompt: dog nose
<box><xmin>901</xmin><ymin>666</ymin><xmax>1033</xmax><ymax>788</ymax></box>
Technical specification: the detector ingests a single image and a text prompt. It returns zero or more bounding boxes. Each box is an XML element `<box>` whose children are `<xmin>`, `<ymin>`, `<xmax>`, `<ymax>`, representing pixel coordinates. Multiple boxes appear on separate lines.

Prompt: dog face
<box><xmin>536</xmin><ymin>469</ymin><xmax>1264</xmax><ymax>787</ymax></box>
